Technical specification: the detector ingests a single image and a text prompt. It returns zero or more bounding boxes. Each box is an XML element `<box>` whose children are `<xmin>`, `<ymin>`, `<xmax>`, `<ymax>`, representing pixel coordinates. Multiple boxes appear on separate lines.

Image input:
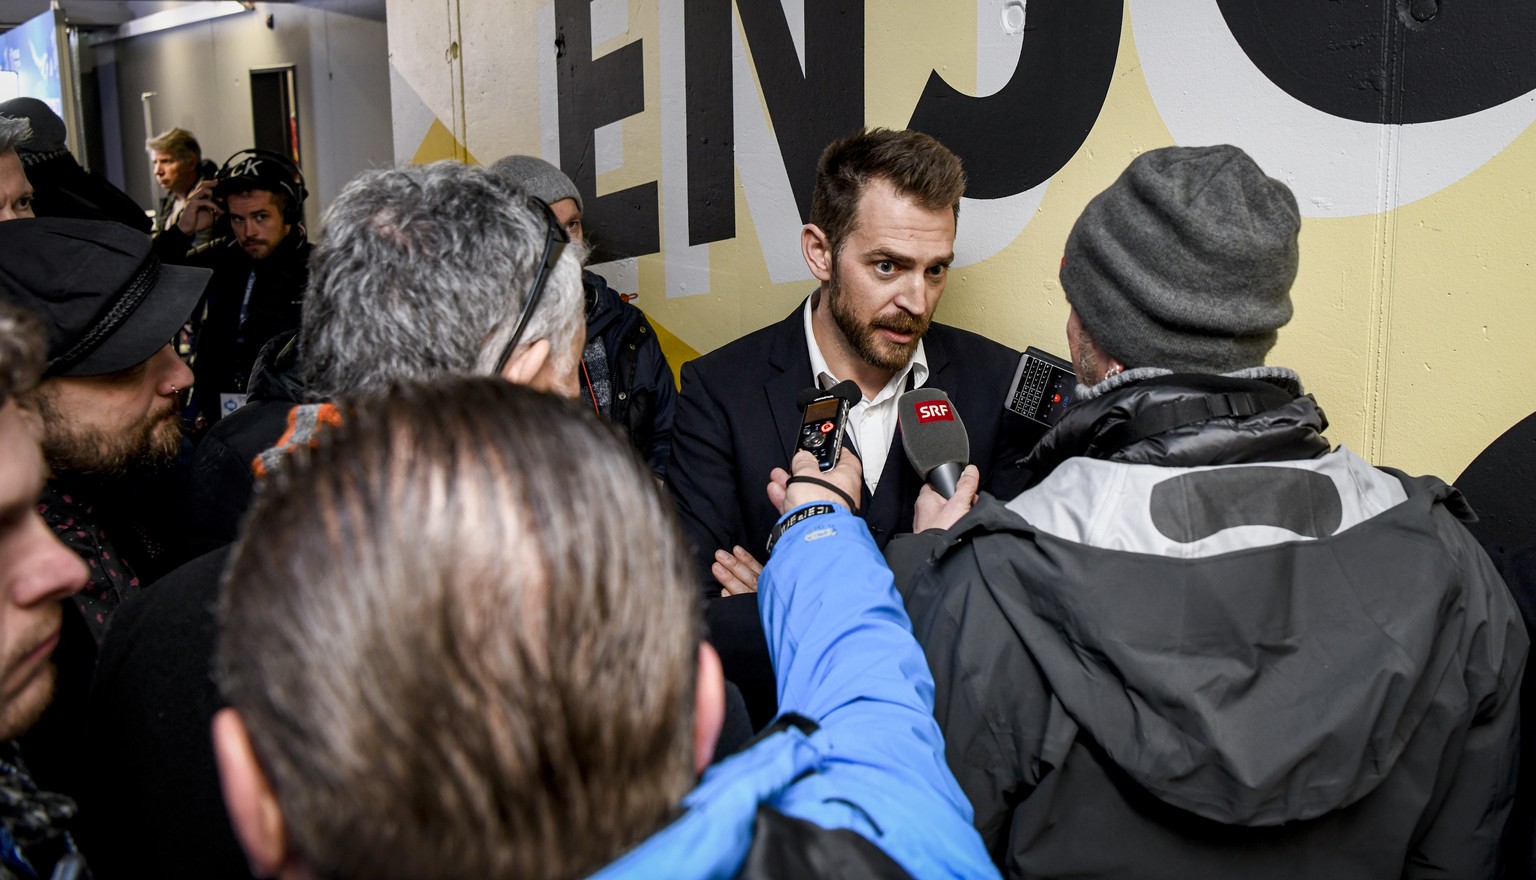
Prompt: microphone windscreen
<box><xmin>795</xmin><ymin>386</ymin><xmax>824</xmax><ymax>412</ymax></box>
<box><xmin>899</xmin><ymin>388</ymin><xmax>970</xmax><ymax>479</ymax></box>
<box><xmin>828</xmin><ymin>379</ymin><xmax>862</xmax><ymax>404</ymax></box>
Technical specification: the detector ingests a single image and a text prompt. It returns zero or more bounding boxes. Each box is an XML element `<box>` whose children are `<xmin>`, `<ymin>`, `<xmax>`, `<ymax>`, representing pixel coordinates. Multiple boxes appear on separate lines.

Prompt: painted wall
<box><xmin>387</xmin><ymin>0</ymin><xmax>1536</xmax><ymax>479</ymax></box>
<box><xmin>96</xmin><ymin>0</ymin><xmax>393</xmax><ymax>232</ymax></box>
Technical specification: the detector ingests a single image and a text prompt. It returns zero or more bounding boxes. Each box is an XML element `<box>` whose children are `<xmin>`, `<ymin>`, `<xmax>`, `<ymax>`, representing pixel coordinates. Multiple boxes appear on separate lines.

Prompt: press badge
<box><xmin>220</xmin><ymin>393</ymin><xmax>249</xmax><ymax>416</ymax></box>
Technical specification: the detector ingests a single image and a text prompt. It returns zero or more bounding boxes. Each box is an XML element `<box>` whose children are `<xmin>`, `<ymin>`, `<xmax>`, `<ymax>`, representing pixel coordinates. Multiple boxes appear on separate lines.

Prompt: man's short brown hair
<box><xmin>145</xmin><ymin>127</ymin><xmax>200</xmax><ymax>165</ymax></box>
<box><xmin>0</xmin><ymin>300</ymin><xmax>45</xmax><ymax>408</ymax></box>
<box><xmin>216</xmin><ymin>379</ymin><xmax>701</xmax><ymax>880</ymax></box>
<box><xmin>809</xmin><ymin>128</ymin><xmax>967</xmax><ymax>258</ymax></box>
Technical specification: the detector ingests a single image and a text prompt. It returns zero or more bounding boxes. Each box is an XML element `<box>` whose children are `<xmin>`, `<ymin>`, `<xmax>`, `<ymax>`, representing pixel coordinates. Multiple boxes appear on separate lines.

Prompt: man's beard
<box><xmin>1073</xmin><ymin>343</ymin><xmax>1101</xmax><ymax>387</ymax></box>
<box><xmin>826</xmin><ymin>270</ymin><xmax>930</xmax><ymax>374</ymax></box>
<box><xmin>33</xmin><ymin>394</ymin><xmax>183</xmax><ymax>478</ymax></box>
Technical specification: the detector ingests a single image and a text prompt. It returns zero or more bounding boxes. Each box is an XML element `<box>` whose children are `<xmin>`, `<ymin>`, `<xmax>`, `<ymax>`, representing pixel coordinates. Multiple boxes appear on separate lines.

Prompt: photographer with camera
<box><xmin>154</xmin><ymin>149</ymin><xmax>311</xmax><ymax>428</ymax></box>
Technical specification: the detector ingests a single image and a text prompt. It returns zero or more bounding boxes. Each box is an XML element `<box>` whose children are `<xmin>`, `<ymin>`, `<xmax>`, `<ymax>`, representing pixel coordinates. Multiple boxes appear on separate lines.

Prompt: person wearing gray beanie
<box><xmin>488</xmin><ymin>154</ymin><xmax>584</xmax><ymax>230</ymax></box>
<box><xmin>889</xmin><ymin>142</ymin><xmax>1524</xmax><ymax>880</ymax></box>
<box><xmin>487</xmin><ymin>154</ymin><xmax>676</xmax><ymax>481</ymax></box>
<box><xmin>1060</xmin><ymin>144</ymin><xmax>1300</xmax><ymax>379</ymax></box>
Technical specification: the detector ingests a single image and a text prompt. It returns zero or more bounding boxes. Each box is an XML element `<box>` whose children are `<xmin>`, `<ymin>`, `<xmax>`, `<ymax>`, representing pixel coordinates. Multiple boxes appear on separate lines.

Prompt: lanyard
<box><xmin>235</xmin><ymin>269</ymin><xmax>257</xmax><ymax>346</ymax></box>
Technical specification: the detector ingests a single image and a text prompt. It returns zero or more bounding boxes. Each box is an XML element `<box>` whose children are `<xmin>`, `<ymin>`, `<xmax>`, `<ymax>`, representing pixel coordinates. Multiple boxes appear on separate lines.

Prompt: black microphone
<box><xmin>796</xmin><ymin>379</ymin><xmax>861</xmax><ymax>411</ymax></box>
<box><xmin>898</xmin><ymin>388</ymin><xmax>969</xmax><ymax>498</ymax></box>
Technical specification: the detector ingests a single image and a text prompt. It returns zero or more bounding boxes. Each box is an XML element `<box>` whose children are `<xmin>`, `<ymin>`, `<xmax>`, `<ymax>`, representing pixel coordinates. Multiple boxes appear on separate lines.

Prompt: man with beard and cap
<box><xmin>0</xmin><ymin>217</ymin><xmax>209</xmax><ymax>809</ymax></box>
<box><xmin>890</xmin><ymin>144</ymin><xmax>1526</xmax><ymax>878</ymax></box>
<box><xmin>665</xmin><ymin>128</ymin><xmax>1031</xmax><ymax>727</ymax></box>
<box><xmin>154</xmin><ymin>149</ymin><xmax>310</xmax><ymax>430</ymax></box>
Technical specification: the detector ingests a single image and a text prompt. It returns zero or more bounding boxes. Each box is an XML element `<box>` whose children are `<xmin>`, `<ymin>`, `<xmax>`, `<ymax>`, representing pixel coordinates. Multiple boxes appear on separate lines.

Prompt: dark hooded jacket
<box><xmin>181</xmin><ymin>330</ymin><xmax>304</xmax><ymax>557</ymax></box>
<box><xmin>19</xmin><ymin>153</ymin><xmax>150</xmax><ymax>233</ymax></box>
<box><xmin>891</xmin><ymin>370</ymin><xmax>1526</xmax><ymax>879</ymax></box>
<box><xmin>581</xmin><ymin>270</ymin><xmax>676</xmax><ymax>479</ymax></box>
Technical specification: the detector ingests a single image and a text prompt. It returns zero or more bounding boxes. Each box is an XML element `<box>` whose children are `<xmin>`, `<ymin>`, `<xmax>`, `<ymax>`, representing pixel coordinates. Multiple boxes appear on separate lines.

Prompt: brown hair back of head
<box><xmin>217</xmin><ymin>378</ymin><xmax>702</xmax><ymax>880</ymax></box>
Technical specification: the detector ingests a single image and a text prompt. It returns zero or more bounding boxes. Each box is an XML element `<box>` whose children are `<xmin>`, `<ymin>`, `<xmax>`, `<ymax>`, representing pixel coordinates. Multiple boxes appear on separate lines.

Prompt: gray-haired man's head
<box><xmin>301</xmin><ymin>161</ymin><xmax>588</xmax><ymax>400</ymax></box>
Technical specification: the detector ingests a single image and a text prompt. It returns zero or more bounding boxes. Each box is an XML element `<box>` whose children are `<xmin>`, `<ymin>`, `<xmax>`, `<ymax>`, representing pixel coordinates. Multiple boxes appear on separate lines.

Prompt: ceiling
<box><xmin>0</xmin><ymin>0</ymin><xmax>383</xmax><ymax>32</ymax></box>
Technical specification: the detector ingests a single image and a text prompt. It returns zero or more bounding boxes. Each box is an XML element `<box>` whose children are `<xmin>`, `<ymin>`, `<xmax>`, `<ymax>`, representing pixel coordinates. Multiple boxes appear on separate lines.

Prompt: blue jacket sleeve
<box><xmin>757</xmin><ymin>504</ymin><xmax>999</xmax><ymax>878</ymax></box>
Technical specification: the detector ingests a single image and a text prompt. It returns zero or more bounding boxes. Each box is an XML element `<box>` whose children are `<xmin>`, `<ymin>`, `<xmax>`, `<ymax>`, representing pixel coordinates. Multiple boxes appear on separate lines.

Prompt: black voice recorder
<box><xmin>795</xmin><ymin>380</ymin><xmax>861</xmax><ymax>472</ymax></box>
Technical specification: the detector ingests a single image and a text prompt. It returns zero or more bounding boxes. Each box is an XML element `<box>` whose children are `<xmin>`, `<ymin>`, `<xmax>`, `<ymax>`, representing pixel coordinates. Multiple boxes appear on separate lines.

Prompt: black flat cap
<box><xmin>0</xmin><ymin>218</ymin><xmax>211</xmax><ymax>377</ymax></box>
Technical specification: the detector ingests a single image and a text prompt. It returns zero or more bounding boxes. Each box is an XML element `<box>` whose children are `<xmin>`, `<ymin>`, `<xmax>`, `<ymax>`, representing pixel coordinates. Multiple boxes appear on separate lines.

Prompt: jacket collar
<box><xmin>1024</xmin><ymin>371</ymin><xmax>1329</xmax><ymax>485</ymax></box>
<box><xmin>589</xmin><ymin>727</ymin><xmax>823</xmax><ymax>878</ymax></box>
<box><xmin>764</xmin><ymin>293</ymin><xmax>953</xmax><ymax>465</ymax></box>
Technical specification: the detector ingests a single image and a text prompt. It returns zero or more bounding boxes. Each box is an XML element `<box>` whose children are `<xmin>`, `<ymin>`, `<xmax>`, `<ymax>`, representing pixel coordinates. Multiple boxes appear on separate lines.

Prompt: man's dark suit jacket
<box><xmin>667</xmin><ymin>297</ymin><xmax>1034</xmax><ymax>725</ymax></box>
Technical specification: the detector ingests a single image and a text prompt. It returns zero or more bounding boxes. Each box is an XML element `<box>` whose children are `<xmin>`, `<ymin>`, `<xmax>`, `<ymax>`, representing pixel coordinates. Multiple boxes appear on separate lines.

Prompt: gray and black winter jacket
<box><xmin>891</xmin><ymin>370</ymin><xmax>1527</xmax><ymax>879</ymax></box>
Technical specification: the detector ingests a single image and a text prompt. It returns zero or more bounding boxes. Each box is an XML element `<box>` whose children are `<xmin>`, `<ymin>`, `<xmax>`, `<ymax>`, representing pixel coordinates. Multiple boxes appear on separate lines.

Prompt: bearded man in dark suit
<box><xmin>668</xmin><ymin>128</ymin><xmax>1031</xmax><ymax>726</ymax></box>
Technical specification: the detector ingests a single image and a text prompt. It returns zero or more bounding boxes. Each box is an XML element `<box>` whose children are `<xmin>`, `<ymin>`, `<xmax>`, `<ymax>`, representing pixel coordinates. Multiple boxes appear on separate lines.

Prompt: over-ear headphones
<box><xmin>214</xmin><ymin>148</ymin><xmax>308</xmax><ymax>224</ymax></box>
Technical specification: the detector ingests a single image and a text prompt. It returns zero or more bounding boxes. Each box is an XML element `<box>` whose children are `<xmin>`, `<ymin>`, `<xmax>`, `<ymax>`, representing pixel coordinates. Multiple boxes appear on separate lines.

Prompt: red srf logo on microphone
<box><xmin>914</xmin><ymin>400</ymin><xmax>954</xmax><ymax>423</ymax></box>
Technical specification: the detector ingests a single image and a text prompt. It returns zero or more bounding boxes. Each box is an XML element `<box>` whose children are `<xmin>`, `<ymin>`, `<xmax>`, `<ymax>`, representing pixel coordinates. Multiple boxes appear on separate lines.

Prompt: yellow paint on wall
<box><xmin>412</xmin><ymin>118</ymin><xmax>478</xmax><ymax>166</ymax></box>
<box><xmin>941</xmin><ymin>2</ymin><xmax>1171</xmax><ymax>356</ymax></box>
<box><xmin>865</xmin><ymin>0</ymin><xmax>977</xmax><ymax>126</ymax></box>
<box><xmin>1376</xmin><ymin>119</ymin><xmax>1536</xmax><ymax>478</ymax></box>
<box><xmin>638</xmin><ymin>159</ymin><xmax>810</xmax><ymax>361</ymax></box>
<box><xmin>645</xmin><ymin>314</ymin><xmax>700</xmax><ymax>388</ymax></box>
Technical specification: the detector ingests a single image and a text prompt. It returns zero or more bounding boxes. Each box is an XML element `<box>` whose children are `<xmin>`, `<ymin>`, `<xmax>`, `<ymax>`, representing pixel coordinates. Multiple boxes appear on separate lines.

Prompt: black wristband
<box><xmin>784</xmin><ymin>475</ymin><xmax>859</xmax><ymax>513</ymax></box>
<box><xmin>765</xmin><ymin>503</ymin><xmax>838</xmax><ymax>556</ymax></box>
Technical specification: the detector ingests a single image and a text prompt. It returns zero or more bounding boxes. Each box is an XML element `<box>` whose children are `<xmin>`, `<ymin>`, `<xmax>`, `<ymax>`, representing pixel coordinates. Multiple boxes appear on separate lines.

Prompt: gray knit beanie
<box><xmin>1060</xmin><ymin>144</ymin><xmax>1300</xmax><ymax>374</ymax></box>
<box><xmin>487</xmin><ymin>155</ymin><xmax>582</xmax><ymax>212</ymax></box>
<box><xmin>0</xmin><ymin>98</ymin><xmax>70</xmax><ymax>166</ymax></box>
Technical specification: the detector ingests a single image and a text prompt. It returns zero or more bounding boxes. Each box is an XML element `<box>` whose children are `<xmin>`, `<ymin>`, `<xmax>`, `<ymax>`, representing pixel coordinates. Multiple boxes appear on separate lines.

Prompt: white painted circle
<box><xmin>1130</xmin><ymin>0</ymin><xmax>1536</xmax><ymax>216</ymax></box>
<box><xmin>1001</xmin><ymin>1</ymin><xmax>1027</xmax><ymax>35</ymax></box>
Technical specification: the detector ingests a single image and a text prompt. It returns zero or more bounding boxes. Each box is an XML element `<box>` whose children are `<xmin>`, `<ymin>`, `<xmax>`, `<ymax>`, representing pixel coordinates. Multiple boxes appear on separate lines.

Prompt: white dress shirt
<box><xmin>802</xmin><ymin>295</ymin><xmax>928</xmax><ymax>494</ymax></box>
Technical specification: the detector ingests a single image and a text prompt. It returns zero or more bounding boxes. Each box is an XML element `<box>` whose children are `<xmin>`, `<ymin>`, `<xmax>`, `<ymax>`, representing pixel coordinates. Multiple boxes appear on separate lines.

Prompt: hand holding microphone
<box><xmin>913</xmin><ymin>464</ymin><xmax>979</xmax><ymax>532</ymax></box>
<box><xmin>899</xmin><ymin>388</ymin><xmax>969</xmax><ymax>497</ymax></box>
<box><xmin>899</xmin><ymin>387</ymin><xmax>981</xmax><ymax>531</ymax></box>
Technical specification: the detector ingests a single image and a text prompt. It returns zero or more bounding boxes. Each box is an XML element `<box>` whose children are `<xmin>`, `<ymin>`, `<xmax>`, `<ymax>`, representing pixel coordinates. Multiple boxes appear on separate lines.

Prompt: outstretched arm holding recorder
<box><xmin>750</xmin><ymin>447</ymin><xmax>999</xmax><ymax>878</ymax></box>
